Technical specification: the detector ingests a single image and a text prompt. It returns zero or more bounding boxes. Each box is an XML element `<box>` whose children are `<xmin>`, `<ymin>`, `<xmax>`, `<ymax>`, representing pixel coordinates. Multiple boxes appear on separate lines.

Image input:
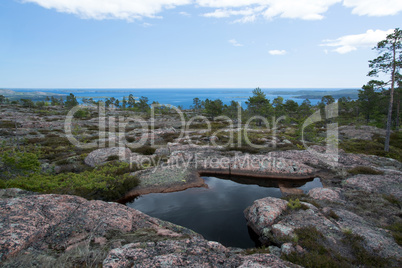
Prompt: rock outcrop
<box><xmin>0</xmin><ymin>189</ymin><xmax>299</xmax><ymax>267</ymax></box>
<box><xmin>338</xmin><ymin>125</ymin><xmax>387</xmax><ymax>141</ymax></box>
<box><xmin>343</xmin><ymin>174</ymin><xmax>402</xmax><ymax>200</ymax></box>
<box><xmin>84</xmin><ymin>147</ymin><xmax>132</xmax><ymax>167</ymax></box>
<box><xmin>243</xmin><ymin>172</ymin><xmax>402</xmax><ymax>265</ymax></box>
<box><xmin>244</xmin><ymin>197</ymin><xmax>288</xmax><ymax>243</ymax></box>
<box><xmin>0</xmin><ymin>189</ymin><xmax>198</xmax><ymax>263</ymax></box>
<box><xmin>103</xmin><ymin>238</ymin><xmax>300</xmax><ymax>268</ymax></box>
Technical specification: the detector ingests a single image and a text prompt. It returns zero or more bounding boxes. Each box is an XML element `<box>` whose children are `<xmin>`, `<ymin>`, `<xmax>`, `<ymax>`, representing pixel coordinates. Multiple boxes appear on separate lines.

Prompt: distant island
<box><xmin>0</xmin><ymin>89</ymin><xmax>65</xmax><ymax>101</ymax></box>
<box><xmin>267</xmin><ymin>89</ymin><xmax>359</xmax><ymax>99</ymax></box>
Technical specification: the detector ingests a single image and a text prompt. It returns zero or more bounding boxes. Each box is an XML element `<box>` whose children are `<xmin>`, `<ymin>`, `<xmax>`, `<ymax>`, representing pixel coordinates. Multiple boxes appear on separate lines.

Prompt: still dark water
<box><xmin>126</xmin><ymin>176</ymin><xmax>322</xmax><ymax>248</ymax></box>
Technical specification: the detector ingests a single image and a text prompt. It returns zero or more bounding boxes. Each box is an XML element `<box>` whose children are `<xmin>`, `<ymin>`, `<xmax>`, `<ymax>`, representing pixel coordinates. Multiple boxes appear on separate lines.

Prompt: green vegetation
<box><xmin>287</xmin><ymin>199</ymin><xmax>309</xmax><ymax>210</ymax></box>
<box><xmin>282</xmin><ymin>226</ymin><xmax>348</xmax><ymax>268</ymax></box>
<box><xmin>382</xmin><ymin>194</ymin><xmax>400</xmax><ymax>207</ymax></box>
<box><xmin>243</xmin><ymin>246</ymin><xmax>270</xmax><ymax>255</ymax></box>
<box><xmin>65</xmin><ymin>93</ymin><xmax>79</xmax><ymax>108</ymax></box>
<box><xmin>341</xmin><ymin>230</ymin><xmax>389</xmax><ymax>267</ymax></box>
<box><xmin>367</xmin><ymin>28</ymin><xmax>402</xmax><ymax>152</ymax></box>
<box><xmin>0</xmin><ymin>150</ymin><xmax>41</xmax><ymax>180</ymax></box>
<box><xmin>132</xmin><ymin>145</ymin><xmax>156</xmax><ymax>155</ymax></box>
<box><xmin>73</xmin><ymin>108</ymin><xmax>90</xmax><ymax>119</ymax></box>
<box><xmin>327</xmin><ymin>210</ymin><xmax>340</xmax><ymax>220</ymax></box>
<box><xmin>347</xmin><ymin>166</ymin><xmax>384</xmax><ymax>175</ymax></box>
<box><xmin>1</xmin><ymin>162</ymin><xmax>139</xmax><ymax>201</ymax></box>
<box><xmin>282</xmin><ymin>226</ymin><xmax>391</xmax><ymax>268</ymax></box>
<box><xmin>384</xmin><ymin>221</ymin><xmax>402</xmax><ymax>246</ymax></box>
<box><xmin>340</xmin><ymin>135</ymin><xmax>402</xmax><ymax>162</ymax></box>
<box><xmin>246</xmin><ymin>87</ymin><xmax>273</xmax><ymax>126</ymax></box>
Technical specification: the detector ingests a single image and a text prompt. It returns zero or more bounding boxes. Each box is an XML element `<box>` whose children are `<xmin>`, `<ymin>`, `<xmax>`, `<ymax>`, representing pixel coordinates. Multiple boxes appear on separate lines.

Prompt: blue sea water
<box><xmin>10</xmin><ymin>88</ymin><xmax>343</xmax><ymax>109</ymax></box>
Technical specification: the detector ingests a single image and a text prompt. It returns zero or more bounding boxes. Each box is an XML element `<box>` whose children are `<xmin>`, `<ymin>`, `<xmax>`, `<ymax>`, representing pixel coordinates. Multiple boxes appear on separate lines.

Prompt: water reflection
<box><xmin>126</xmin><ymin>176</ymin><xmax>322</xmax><ymax>248</ymax></box>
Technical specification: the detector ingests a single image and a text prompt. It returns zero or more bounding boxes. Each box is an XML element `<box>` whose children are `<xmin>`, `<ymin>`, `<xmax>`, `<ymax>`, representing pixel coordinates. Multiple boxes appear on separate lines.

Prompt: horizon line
<box><xmin>1</xmin><ymin>87</ymin><xmax>360</xmax><ymax>90</ymax></box>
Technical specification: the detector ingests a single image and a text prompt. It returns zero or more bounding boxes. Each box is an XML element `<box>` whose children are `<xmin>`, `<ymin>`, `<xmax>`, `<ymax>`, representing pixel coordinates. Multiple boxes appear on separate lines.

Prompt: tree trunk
<box><xmin>384</xmin><ymin>44</ymin><xmax>397</xmax><ymax>152</ymax></box>
<box><xmin>396</xmin><ymin>92</ymin><xmax>400</xmax><ymax>131</ymax></box>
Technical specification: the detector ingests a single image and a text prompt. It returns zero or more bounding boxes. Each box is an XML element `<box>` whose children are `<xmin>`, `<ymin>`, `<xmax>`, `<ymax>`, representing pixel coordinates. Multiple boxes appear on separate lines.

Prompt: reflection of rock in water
<box><xmin>212</xmin><ymin>175</ymin><xmax>322</xmax><ymax>196</ymax></box>
<box><xmin>211</xmin><ymin>174</ymin><xmax>315</xmax><ymax>189</ymax></box>
<box><xmin>278</xmin><ymin>183</ymin><xmax>304</xmax><ymax>196</ymax></box>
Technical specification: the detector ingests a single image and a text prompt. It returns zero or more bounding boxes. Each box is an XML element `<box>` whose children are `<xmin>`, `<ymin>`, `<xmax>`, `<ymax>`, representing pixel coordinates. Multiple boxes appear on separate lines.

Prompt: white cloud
<box><xmin>19</xmin><ymin>0</ymin><xmax>402</xmax><ymax>22</ymax></box>
<box><xmin>321</xmin><ymin>29</ymin><xmax>394</xmax><ymax>54</ymax></box>
<box><xmin>200</xmin><ymin>0</ymin><xmax>341</xmax><ymax>22</ymax></box>
<box><xmin>142</xmin><ymin>22</ymin><xmax>153</xmax><ymax>27</ymax></box>
<box><xmin>179</xmin><ymin>11</ymin><xmax>191</xmax><ymax>16</ymax></box>
<box><xmin>269</xmin><ymin>49</ymin><xmax>286</xmax><ymax>55</ymax></box>
<box><xmin>21</xmin><ymin>0</ymin><xmax>192</xmax><ymax>20</ymax></box>
<box><xmin>343</xmin><ymin>0</ymin><xmax>402</xmax><ymax>16</ymax></box>
<box><xmin>229</xmin><ymin>39</ymin><xmax>243</xmax><ymax>47</ymax></box>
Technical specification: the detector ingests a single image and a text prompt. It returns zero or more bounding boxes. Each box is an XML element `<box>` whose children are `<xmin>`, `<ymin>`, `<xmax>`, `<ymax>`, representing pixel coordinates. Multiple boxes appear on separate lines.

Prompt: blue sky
<box><xmin>0</xmin><ymin>0</ymin><xmax>401</xmax><ymax>89</ymax></box>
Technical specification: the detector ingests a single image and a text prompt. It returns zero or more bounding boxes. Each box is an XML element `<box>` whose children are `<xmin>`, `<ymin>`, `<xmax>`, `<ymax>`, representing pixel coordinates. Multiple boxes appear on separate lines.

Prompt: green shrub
<box><xmin>384</xmin><ymin>221</ymin><xmax>402</xmax><ymax>246</ymax></box>
<box><xmin>126</xmin><ymin>136</ymin><xmax>136</xmax><ymax>143</ymax></box>
<box><xmin>132</xmin><ymin>146</ymin><xmax>156</xmax><ymax>155</ymax></box>
<box><xmin>340</xmin><ymin>139</ymin><xmax>402</xmax><ymax>162</ymax></box>
<box><xmin>0</xmin><ymin>150</ymin><xmax>41</xmax><ymax>179</ymax></box>
<box><xmin>382</xmin><ymin>194</ymin><xmax>400</xmax><ymax>207</ymax></box>
<box><xmin>160</xmin><ymin>132</ymin><xmax>180</xmax><ymax>143</ymax></box>
<box><xmin>73</xmin><ymin>109</ymin><xmax>90</xmax><ymax>119</ymax></box>
<box><xmin>4</xmin><ymin>162</ymin><xmax>139</xmax><ymax>201</ymax></box>
<box><xmin>0</xmin><ymin>120</ymin><xmax>16</xmax><ymax>128</ymax></box>
<box><xmin>348</xmin><ymin>166</ymin><xmax>384</xmax><ymax>175</ymax></box>
<box><xmin>341</xmin><ymin>230</ymin><xmax>389</xmax><ymax>267</ymax></box>
<box><xmin>107</xmin><ymin>155</ymin><xmax>120</xmax><ymax>161</ymax></box>
<box><xmin>287</xmin><ymin>199</ymin><xmax>309</xmax><ymax>210</ymax></box>
<box><xmin>282</xmin><ymin>226</ymin><xmax>348</xmax><ymax>268</ymax></box>
<box><xmin>224</xmin><ymin>145</ymin><xmax>260</xmax><ymax>154</ymax></box>
<box><xmin>328</xmin><ymin>210</ymin><xmax>340</xmax><ymax>220</ymax></box>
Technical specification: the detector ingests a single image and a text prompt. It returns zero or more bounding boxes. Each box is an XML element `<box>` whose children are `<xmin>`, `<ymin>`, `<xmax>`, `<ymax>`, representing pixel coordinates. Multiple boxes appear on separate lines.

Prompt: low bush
<box><xmin>0</xmin><ymin>120</ymin><xmax>16</xmax><ymax>129</ymax></box>
<box><xmin>224</xmin><ymin>145</ymin><xmax>260</xmax><ymax>154</ymax></box>
<box><xmin>160</xmin><ymin>132</ymin><xmax>180</xmax><ymax>143</ymax></box>
<box><xmin>348</xmin><ymin>166</ymin><xmax>384</xmax><ymax>175</ymax></box>
<box><xmin>282</xmin><ymin>226</ymin><xmax>348</xmax><ymax>268</ymax></box>
<box><xmin>384</xmin><ymin>221</ymin><xmax>402</xmax><ymax>246</ymax></box>
<box><xmin>3</xmin><ymin>162</ymin><xmax>139</xmax><ymax>201</ymax></box>
<box><xmin>132</xmin><ymin>146</ymin><xmax>156</xmax><ymax>155</ymax></box>
<box><xmin>287</xmin><ymin>199</ymin><xmax>309</xmax><ymax>210</ymax></box>
<box><xmin>0</xmin><ymin>150</ymin><xmax>41</xmax><ymax>179</ymax></box>
<box><xmin>328</xmin><ymin>210</ymin><xmax>340</xmax><ymax>220</ymax></box>
<box><xmin>382</xmin><ymin>194</ymin><xmax>400</xmax><ymax>207</ymax></box>
<box><xmin>73</xmin><ymin>108</ymin><xmax>90</xmax><ymax>119</ymax></box>
<box><xmin>341</xmin><ymin>230</ymin><xmax>389</xmax><ymax>267</ymax></box>
<box><xmin>107</xmin><ymin>155</ymin><xmax>120</xmax><ymax>161</ymax></box>
<box><xmin>340</xmin><ymin>139</ymin><xmax>402</xmax><ymax>162</ymax></box>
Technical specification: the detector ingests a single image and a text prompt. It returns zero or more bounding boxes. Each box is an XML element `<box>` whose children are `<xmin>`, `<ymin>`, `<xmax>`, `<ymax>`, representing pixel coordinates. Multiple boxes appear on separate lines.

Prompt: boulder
<box><xmin>308</xmin><ymin>187</ymin><xmax>343</xmax><ymax>203</ymax></box>
<box><xmin>335</xmin><ymin>208</ymin><xmax>402</xmax><ymax>259</ymax></box>
<box><xmin>0</xmin><ymin>191</ymin><xmax>198</xmax><ymax>261</ymax></box>
<box><xmin>338</xmin><ymin>125</ymin><xmax>387</xmax><ymax>141</ymax></box>
<box><xmin>244</xmin><ymin>197</ymin><xmax>288</xmax><ymax>242</ymax></box>
<box><xmin>103</xmin><ymin>238</ymin><xmax>300</xmax><ymax>268</ymax></box>
<box><xmin>343</xmin><ymin>174</ymin><xmax>402</xmax><ymax>200</ymax></box>
<box><xmin>84</xmin><ymin>147</ymin><xmax>132</xmax><ymax>167</ymax></box>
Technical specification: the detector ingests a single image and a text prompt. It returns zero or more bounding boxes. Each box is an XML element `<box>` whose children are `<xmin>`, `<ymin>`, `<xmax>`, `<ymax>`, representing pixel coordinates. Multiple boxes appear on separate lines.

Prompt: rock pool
<box><xmin>126</xmin><ymin>176</ymin><xmax>322</xmax><ymax>248</ymax></box>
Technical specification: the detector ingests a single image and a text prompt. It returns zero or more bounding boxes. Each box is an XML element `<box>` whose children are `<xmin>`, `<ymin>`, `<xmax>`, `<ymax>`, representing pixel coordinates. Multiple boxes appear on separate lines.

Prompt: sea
<box><xmin>10</xmin><ymin>88</ymin><xmax>349</xmax><ymax>109</ymax></box>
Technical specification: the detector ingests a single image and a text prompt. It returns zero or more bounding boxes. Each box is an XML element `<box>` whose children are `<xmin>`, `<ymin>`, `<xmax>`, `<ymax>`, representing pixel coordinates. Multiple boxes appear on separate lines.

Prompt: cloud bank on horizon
<box><xmin>21</xmin><ymin>0</ymin><xmax>402</xmax><ymax>21</ymax></box>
